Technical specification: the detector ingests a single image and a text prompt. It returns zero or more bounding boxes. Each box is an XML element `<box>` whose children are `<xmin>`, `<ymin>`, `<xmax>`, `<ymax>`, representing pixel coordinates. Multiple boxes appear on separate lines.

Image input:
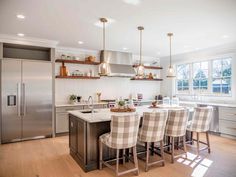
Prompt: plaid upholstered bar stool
<box><xmin>99</xmin><ymin>114</ymin><xmax>140</xmax><ymax>176</ymax></box>
<box><xmin>138</xmin><ymin>111</ymin><xmax>168</xmax><ymax>172</ymax></box>
<box><xmin>165</xmin><ymin>109</ymin><xmax>189</xmax><ymax>163</ymax></box>
<box><xmin>187</xmin><ymin>107</ymin><xmax>213</xmax><ymax>155</ymax></box>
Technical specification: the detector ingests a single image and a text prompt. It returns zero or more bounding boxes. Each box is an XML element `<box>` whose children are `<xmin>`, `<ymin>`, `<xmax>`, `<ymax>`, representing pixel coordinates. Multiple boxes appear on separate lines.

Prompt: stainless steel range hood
<box><xmin>100</xmin><ymin>50</ymin><xmax>135</xmax><ymax>77</ymax></box>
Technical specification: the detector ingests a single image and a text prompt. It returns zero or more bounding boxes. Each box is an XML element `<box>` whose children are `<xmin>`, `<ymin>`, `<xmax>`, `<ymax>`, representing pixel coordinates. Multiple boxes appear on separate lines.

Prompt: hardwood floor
<box><xmin>0</xmin><ymin>134</ymin><xmax>236</xmax><ymax>177</ymax></box>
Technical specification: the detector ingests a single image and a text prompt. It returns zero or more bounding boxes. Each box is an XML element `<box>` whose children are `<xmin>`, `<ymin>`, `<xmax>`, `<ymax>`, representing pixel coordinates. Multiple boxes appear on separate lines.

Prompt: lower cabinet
<box><xmin>55</xmin><ymin>104</ymin><xmax>108</xmax><ymax>134</ymax></box>
<box><xmin>69</xmin><ymin>114</ymin><xmax>114</xmax><ymax>172</ymax></box>
<box><xmin>219</xmin><ymin>107</ymin><xmax>236</xmax><ymax>138</ymax></box>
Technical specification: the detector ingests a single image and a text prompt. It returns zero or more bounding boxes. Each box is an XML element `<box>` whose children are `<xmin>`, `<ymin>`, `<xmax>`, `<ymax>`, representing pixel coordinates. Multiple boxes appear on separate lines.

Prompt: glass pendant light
<box><xmin>99</xmin><ymin>18</ymin><xmax>110</xmax><ymax>76</ymax></box>
<box><xmin>166</xmin><ymin>33</ymin><xmax>176</xmax><ymax>78</ymax></box>
<box><xmin>136</xmin><ymin>26</ymin><xmax>145</xmax><ymax>78</ymax></box>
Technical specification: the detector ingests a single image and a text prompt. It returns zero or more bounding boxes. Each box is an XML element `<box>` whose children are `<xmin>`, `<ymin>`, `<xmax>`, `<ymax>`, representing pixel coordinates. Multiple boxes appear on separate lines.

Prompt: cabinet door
<box><xmin>56</xmin><ymin>113</ymin><xmax>69</xmax><ymax>133</ymax></box>
<box><xmin>69</xmin><ymin>116</ymin><xmax>77</xmax><ymax>153</ymax></box>
<box><xmin>219</xmin><ymin>120</ymin><xmax>236</xmax><ymax>136</ymax></box>
<box><xmin>77</xmin><ymin>118</ymin><xmax>87</xmax><ymax>164</ymax></box>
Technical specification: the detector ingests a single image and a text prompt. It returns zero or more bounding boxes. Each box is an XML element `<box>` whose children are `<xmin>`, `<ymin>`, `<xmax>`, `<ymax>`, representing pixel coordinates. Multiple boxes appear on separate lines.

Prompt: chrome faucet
<box><xmin>88</xmin><ymin>96</ymin><xmax>94</xmax><ymax>113</ymax></box>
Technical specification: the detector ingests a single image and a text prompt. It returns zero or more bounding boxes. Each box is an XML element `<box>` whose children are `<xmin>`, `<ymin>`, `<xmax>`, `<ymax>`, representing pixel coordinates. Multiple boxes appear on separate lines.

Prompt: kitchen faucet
<box><xmin>88</xmin><ymin>96</ymin><xmax>94</xmax><ymax>113</ymax></box>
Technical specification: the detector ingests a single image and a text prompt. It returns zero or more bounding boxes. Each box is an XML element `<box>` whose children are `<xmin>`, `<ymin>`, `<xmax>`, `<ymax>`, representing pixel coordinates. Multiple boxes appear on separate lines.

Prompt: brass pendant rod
<box><xmin>103</xmin><ymin>21</ymin><xmax>105</xmax><ymax>51</ymax></box>
<box><xmin>138</xmin><ymin>26</ymin><xmax>144</xmax><ymax>65</ymax></box>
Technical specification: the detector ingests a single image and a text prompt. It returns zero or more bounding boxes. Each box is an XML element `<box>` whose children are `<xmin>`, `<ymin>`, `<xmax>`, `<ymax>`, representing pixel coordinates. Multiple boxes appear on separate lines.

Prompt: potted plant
<box><xmin>118</xmin><ymin>100</ymin><xmax>126</xmax><ymax>109</ymax></box>
<box><xmin>69</xmin><ymin>94</ymin><xmax>77</xmax><ymax>104</ymax></box>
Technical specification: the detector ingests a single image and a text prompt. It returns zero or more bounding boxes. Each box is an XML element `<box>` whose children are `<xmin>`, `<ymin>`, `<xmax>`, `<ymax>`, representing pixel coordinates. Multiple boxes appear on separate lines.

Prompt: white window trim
<box><xmin>175</xmin><ymin>57</ymin><xmax>233</xmax><ymax>97</ymax></box>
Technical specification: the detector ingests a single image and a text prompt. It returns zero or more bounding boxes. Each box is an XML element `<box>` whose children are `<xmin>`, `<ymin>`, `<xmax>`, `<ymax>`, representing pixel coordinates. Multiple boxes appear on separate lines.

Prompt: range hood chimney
<box><xmin>100</xmin><ymin>50</ymin><xmax>136</xmax><ymax>77</ymax></box>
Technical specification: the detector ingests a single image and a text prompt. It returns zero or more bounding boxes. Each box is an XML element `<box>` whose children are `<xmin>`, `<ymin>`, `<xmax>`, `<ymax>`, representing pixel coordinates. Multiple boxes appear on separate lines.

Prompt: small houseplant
<box><xmin>69</xmin><ymin>94</ymin><xmax>77</xmax><ymax>104</ymax></box>
<box><xmin>118</xmin><ymin>100</ymin><xmax>126</xmax><ymax>109</ymax></box>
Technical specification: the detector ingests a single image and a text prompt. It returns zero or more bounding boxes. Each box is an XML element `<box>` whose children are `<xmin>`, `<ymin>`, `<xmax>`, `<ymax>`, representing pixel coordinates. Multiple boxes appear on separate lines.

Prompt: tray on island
<box><xmin>110</xmin><ymin>107</ymin><xmax>136</xmax><ymax>112</ymax></box>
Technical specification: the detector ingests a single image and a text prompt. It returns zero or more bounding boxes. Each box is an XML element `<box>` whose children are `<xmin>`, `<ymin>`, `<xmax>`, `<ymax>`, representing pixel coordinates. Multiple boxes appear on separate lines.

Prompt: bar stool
<box><xmin>165</xmin><ymin>109</ymin><xmax>189</xmax><ymax>163</ymax></box>
<box><xmin>187</xmin><ymin>107</ymin><xmax>213</xmax><ymax>155</ymax></box>
<box><xmin>138</xmin><ymin>111</ymin><xmax>168</xmax><ymax>172</ymax></box>
<box><xmin>99</xmin><ymin>114</ymin><xmax>140</xmax><ymax>176</ymax></box>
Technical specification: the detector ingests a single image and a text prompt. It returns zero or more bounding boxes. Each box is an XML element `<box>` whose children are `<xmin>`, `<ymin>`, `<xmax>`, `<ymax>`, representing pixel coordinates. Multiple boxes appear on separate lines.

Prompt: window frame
<box><xmin>175</xmin><ymin>57</ymin><xmax>232</xmax><ymax>97</ymax></box>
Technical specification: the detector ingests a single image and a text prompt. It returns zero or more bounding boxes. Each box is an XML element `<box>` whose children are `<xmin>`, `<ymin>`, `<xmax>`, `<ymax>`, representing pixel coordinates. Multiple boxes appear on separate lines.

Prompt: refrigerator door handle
<box><xmin>22</xmin><ymin>83</ymin><xmax>26</xmax><ymax>116</ymax></box>
<box><xmin>17</xmin><ymin>83</ymin><xmax>21</xmax><ymax>117</ymax></box>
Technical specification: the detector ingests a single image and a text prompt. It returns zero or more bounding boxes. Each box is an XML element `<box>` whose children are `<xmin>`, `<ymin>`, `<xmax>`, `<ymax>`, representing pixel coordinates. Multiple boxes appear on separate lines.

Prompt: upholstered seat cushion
<box><xmin>100</xmin><ymin>133</ymin><xmax>112</xmax><ymax>148</ymax></box>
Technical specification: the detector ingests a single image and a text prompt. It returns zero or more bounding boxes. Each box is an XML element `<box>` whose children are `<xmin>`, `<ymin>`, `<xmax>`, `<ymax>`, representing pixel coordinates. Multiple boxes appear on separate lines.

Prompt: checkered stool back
<box><xmin>139</xmin><ymin>111</ymin><xmax>168</xmax><ymax>142</ymax></box>
<box><xmin>108</xmin><ymin>114</ymin><xmax>140</xmax><ymax>149</ymax></box>
<box><xmin>189</xmin><ymin>107</ymin><xmax>213</xmax><ymax>132</ymax></box>
<box><xmin>165</xmin><ymin>109</ymin><xmax>189</xmax><ymax>137</ymax></box>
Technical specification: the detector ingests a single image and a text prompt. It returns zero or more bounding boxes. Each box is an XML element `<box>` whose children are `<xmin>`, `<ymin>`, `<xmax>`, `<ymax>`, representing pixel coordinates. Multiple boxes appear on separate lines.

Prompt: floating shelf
<box><xmin>55</xmin><ymin>59</ymin><xmax>100</xmax><ymax>65</ymax></box>
<box><xmin>130</xmin><ymin>78</ymin><xmax>163</xmax><ymax>81</ymax></box>
<box><xmin>55</xmin><ymin>76</ymin><xmax>100</xmax><ymax>79</ymax></box>
<box><xmin>132</xmin><ymin>65</ymin><xmax>163</xmax><ymax>70</ymax></box>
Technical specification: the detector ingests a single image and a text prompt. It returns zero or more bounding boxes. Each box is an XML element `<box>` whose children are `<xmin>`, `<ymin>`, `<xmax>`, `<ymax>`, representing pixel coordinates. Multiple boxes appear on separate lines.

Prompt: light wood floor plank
<box><xmin>0</xmin><ymin>133</ymin><xmax>236</xmax><ymax>177</ymax></box>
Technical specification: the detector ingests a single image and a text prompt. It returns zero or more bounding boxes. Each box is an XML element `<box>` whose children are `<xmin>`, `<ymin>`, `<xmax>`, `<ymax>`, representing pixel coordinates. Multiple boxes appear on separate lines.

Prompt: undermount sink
<box><xmin>80</xmin><ymin>110</ymin><xmax>97</xmax><ymax>114</ymax></box>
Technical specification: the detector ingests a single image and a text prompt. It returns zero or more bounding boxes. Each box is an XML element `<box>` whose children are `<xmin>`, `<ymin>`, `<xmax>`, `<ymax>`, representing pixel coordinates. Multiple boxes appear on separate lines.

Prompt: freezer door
<box><xmin>1</xmin><ymin>59</ymin><xmax>22</xmax><ymax>143</ymax></box>
<box><xmin>22</xmin><ymin>61</ymin><xmax>52</xmax><ymax>138</ymax></box>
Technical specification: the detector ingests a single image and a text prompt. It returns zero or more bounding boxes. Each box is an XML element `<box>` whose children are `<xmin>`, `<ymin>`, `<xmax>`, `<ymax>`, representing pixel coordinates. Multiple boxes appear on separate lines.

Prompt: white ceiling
<box><xmin>0</xmin><ymin>0</ymin><xmax>236</xmax><ymax>57</ymax></box>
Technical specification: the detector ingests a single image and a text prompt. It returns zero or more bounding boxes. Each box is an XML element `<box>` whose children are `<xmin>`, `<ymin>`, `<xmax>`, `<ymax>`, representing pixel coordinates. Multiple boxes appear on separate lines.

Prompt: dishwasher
<box><xmin>197</xmin><ymin>104</ymin><xmax>220</xmax><ymax>133</ymax></box>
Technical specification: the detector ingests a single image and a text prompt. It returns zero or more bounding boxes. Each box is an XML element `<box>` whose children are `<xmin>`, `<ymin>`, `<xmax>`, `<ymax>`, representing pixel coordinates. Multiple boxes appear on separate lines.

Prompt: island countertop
<box><xmin>68</xmin><ymin>105</ymin><xmax>191</xmax><ymax>123</ymax></box>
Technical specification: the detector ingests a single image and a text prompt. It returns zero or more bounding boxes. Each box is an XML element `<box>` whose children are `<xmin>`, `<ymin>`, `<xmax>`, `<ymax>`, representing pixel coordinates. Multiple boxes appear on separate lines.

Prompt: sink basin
<box><xmin>81</xmin><ymin>110</ymin><xmax>97</xmax><ymax>114</ymax></box>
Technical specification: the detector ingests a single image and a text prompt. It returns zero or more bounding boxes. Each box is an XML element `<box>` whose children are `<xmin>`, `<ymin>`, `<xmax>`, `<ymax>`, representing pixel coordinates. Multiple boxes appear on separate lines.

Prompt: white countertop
<box><xmin>55</xmin><ymin>102</ymin><xmax>108</xmax><ymax>107</ymax></box>
<box><xmin>68</xmin><ymin>105</ymin><xmax>191</xmax><ymax>123</ymax></box>
<box><xmin>180</xmin><ymin>101</ymin><xmax>236</xmax><ymax>108</ymax></box>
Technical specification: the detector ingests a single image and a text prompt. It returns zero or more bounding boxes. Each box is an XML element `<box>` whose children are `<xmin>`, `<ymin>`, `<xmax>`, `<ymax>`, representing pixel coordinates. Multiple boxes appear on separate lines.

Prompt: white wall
<box><xmin>160</xmin><ymin>43</ymin><xmax>236</xmax><ymax>104</ymax></box>
<box><xmin>55</xmin><ymin>47</ymin><xmax>161</xmax><ymax>104</ymax></box>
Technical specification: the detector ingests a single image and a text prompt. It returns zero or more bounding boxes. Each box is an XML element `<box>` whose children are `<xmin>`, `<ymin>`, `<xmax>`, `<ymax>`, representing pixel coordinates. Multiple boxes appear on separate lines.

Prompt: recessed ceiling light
<box><xmin>123</xmin><ymin>0</ymin><xmax>141</xmax><ymax>5</ymax></box>
<box><xmin>123</xmin><ymin>47</ymin><xmax>128</xmax><ymax>51</ymax></box>
<box><xmin>17</xmin><ymin>33</ymin><xmax>24</xmax><ymax>37</ymax></box>
<box><xmin>222</xmin><ymin>35</ymin><xmax>229</xmax><ymax>39</ymax></box>
<box><xmin>78</xmin><ymin>41</ymin><xmax>84</xmax><ymax>44</ymax></box>
<box><xmin>94</xmin><ymin>18</ymin><xmax>115</xmax><ymax>28</ymax></box>
<box><xmin>16</xmin><ymin>14</ymin><xmax>25</xmax><ymax>19</ymax></box>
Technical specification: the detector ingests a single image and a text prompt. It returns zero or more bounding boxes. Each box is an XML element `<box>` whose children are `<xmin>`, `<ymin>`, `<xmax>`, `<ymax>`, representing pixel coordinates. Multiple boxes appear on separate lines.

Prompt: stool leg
<box><xmin>183</xmin><ymin>135</ymin><xmax>187</xmax><ymax>153</ymax></box>
<box><xmin>196</xmin><ymin>132</ymin><xmax>200</xmax><ymax>155</ymax></box>
<box><xmin>171</xmin><ymin>137</ymin><xmax>175</xmax><ymax>163</ymax></box>
<box><xmin>206</xmin><ymin>131</ymin><xmax>211</xmax><ymax>153</ymax></box>
<box><xmin>116</xmin><ymin>149</ymin><xmax>119</xmax><ymax>176</ymax></box>
<box><xmin>99</xmin><ymin>140</ymin><xmax>103</xmax><ymax>170</ymax></box>
<box><xmin>133</xmin><ymin>146</ymin><xmax>139</xmax><ymax>176</ymax></box>
<box><xmin>160</xmin><ymin>140</ymin><xmax>165</xmax><ymax>166</ymax></box>
<box><xmin>123</xmin><ymin>149</ymin><xmax>126</xmax><ymax>164</ymax></box>
<box><xmin>145</xmin><ymin>142</ymin><xmax>150</xmax><ymax>172</ymax></box>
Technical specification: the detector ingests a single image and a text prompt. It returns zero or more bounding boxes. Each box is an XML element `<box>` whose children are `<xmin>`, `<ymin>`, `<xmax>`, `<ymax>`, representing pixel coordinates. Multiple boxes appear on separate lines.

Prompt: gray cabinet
<box><xmin>219</xmin><ymin>107</ymin><xmax>236</xmax><ymax>138</ymax></box>
<box><xmin>55</xmin><ymin>106</ymin><xmax>83</xmax><ymax>134</ymax></box>
<box><xmin>55</xmin><ymin>104</ymin><xmax>108</xmax><ymax>134</ymax></box>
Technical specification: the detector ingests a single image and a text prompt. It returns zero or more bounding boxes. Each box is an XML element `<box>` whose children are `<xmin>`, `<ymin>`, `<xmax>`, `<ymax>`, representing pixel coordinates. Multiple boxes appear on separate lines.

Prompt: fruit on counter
<box><xmin>152</xmin><ymin>101</ymin><xmax>157</xmax><ymax>107</ymax></box>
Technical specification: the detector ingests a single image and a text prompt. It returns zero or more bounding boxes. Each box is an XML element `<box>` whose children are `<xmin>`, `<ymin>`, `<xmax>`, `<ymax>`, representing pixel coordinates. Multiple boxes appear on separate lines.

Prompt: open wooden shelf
<box><xmin>130</xmin><ymin>78</ymin><xmax>163</xmax><ymax>81</ymax></box>
<box><xmin>55</xmin><ymin>76</ymin><xmax>100</xmax><ymax>79</ymax></box>
<box><xmin>132</xmin><ymin>65</ymin><xmax>163</xmax><ymax>70</ymax></box>
<box><xmin>55</xmin><ymin>59</ymin><xmax>100</xmax><ymax>65</ymax></box>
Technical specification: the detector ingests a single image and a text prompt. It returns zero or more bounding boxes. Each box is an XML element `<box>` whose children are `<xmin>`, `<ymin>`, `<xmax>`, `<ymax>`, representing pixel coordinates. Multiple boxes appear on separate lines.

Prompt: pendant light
<box><xmin>136</xmin><ymin>26</ymin><xmax>145</xmax><ymax>78</ymax></box>
<box><xmin>99</xmin><ymin>18</ymin><xmax>110</xmax><ymax>76</ymax></box>
<box><xmin>166</xmin><ymin>33</ymin><xmax>176</xmax><ymax>77</ymax></box>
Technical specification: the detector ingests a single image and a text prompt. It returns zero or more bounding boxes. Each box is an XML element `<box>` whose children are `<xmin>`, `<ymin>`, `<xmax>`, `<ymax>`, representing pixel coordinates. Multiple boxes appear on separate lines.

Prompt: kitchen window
<box><xmin>176</xmin><ymin>57</ymin><xmax>232</xmax><ymax>96</ymax></box>
<box><xmin>212</xmin><ymin>58</ymin><xmax>232</xmax><ymax>95</ymax></box>
<box><xmin>177</xmin><ymin>64</ymin><xmax>190</xmax><ymax>92</ymax></box>
<box><xmin>193</xmin><ymin>61</ymin><xmax>209</xmax><ymax>92</ymax></box>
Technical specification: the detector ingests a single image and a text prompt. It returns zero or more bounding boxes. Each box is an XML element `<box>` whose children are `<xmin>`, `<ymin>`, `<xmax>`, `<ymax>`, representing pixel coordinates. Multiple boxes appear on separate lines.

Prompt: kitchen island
<box><xmin>68</xmin><ymin>106</ymin><xmax>192</xmax><ymax>172</ymax></box>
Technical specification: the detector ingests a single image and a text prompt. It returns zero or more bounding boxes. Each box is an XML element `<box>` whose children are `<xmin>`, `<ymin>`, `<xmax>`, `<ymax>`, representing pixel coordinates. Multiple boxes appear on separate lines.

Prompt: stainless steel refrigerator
<box><xmin>1</xmin><ymin>59</ymin><xmax>52</xmax><ymax>143</ymax></box>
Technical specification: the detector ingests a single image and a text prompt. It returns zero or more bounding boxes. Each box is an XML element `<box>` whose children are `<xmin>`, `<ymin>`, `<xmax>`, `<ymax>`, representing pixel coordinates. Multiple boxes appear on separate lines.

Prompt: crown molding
<box><xmin>0</xmin><ymin>34</ymin><xmax>59</xmax><ymax>48</ymax></box>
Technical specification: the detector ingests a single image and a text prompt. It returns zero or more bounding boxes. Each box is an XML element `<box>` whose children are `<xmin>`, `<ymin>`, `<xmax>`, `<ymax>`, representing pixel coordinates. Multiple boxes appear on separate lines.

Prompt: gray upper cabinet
<box><xmin>2</xmin><ymin>43</ymin><xmax>51</xmax><ymax>61</ymax></box>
